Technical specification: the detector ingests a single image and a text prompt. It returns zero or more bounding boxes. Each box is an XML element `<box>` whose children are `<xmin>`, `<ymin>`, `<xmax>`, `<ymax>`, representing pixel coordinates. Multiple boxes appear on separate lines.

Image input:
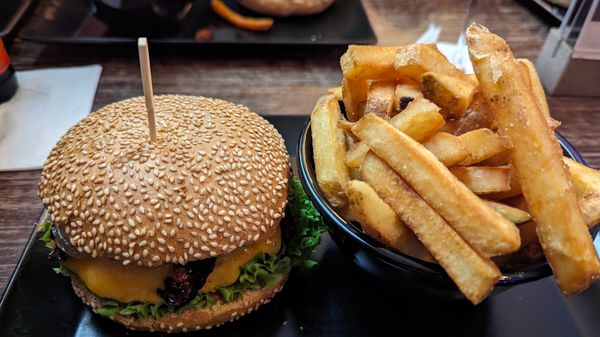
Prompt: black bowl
<box><xmin>297</xmin><ymin>118</ymin><xmax>600</xmax><ymax>300</ymax></box>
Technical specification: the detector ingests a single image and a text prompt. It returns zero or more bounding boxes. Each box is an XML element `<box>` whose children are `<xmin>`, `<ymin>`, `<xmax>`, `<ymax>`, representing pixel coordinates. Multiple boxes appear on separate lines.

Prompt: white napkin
<box><xmin>0</xmin><ymin>65</ymin><xmax>102</xmax><ymax>171</ymax></box>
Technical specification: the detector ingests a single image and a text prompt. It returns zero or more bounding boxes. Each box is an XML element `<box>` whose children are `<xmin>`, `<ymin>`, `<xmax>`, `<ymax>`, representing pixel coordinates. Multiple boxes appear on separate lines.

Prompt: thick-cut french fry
<box><xmin>389</xmin><ymin>98</ymin><xmax>445</xmax><ymax>142</ymax></box>
<box><xmin>342</xmin><ymin>77</ymin><xmax>369</xmax><ymax>122</ymax></box>
<box><xmin>450</xmin><ymin>166</ymin><xmax>511</xmax><ymax>194</ymax></box>
<box><xmin>341</xmin><ymin>46</ymin><xmax>401</xmax><ymax>121</ymax></box>
<box><xmin>394</xmin><ymin>82</ymin><xmax>423</xmax><ymax>111</ymax></box>
<box><xmin>361</xmin><ymin>153</ymin><xmax>500</xmax><ymax>304</ymax></box>
<box><xmin>352</xmin><ymin>114</ymin><xmax>520</xmax><ymax>257</ymax></box>
<box><xmin>444</xmin><ymin>91</ymin><xmax>496</xmax><ymax>135</ymax></box>
<box><xmin>517</xmin><ymin>58</ymin><xmax>561</xmax><ymax>130</ymax></box>
<box><xmin>341</xmin><ymin>45</ymin><xmax>400</xmax><ymax>79</ymax></box>
<box><xmin>459</xmin><ymin>128</ymin><xmax>509</xmax><ymax>165</ymax></box>
<box><xmin>328</xmin><ymin>86</ymin><xmax>343</xmax><ymax>101</ymax></box>
<box><xmin>311</xmin><ymin>95</ymin><xmax>350</xmax><ymax>208</ymax></box>
<box><xmin>564</xmin><ymin>157</ymin><xmax>600</xmax><ymax>196</ymax></box>
<box><xmin>395</xmin><ymin>44</ymin><xmax>475</xmax><ymax>85</ymax></box>
<box><xmin>581</xmin><ymin>193</ymin><xmax>600</xmax><ymax>228</ymax></box>
<box><xmin>484</xmin><ymin>200</ymin><xmax>531</xmax><ymax>225</ymax></box>
<box><xmin>503</xmin><ymin>193</ymin><xmax>600</xmax><ymax>268</ymax></box>
<box><xmin>344</xmin><ymin>98</ymin><xmax>445</xmax><ymax>169</ymax></box>
<box><xmin>484</xmin><ymin>167</ymin><xmax>522</xmax><ymax>200</ymax></box>
<box><xmin>421</xmin><ymin>71</ymin><xmax>476</xmax><ymax>118</ymax></box>
<box><xmin>480</xmin><ymin>151</ymin><xmax>511</xmax><ymax>166</ymax></box>
<box><xmin>346</xmin><ymin>180</ymin><xmax>434</xmax><ymax>262</ymax></box>
<box><xmin>345</xmin><ymin>143</ymin><xmax>370</xmax><ymax>168</ymax></box>
<box><xmin>467</xmin><ymin>73</ymin><xmax>479</xmax><ymax>85</ymax></box>
<box><xmin>365</xmin><ymin>80</ymin><xmax>396</xmax><ymax>119</ymax></box>
<box><xmin>422</xmin><ymin>132</ymin><xmax>468</xmax><ymax>166</ymax></box>
<box><xmin>337</xmin><ymin>120</ymin><xmax>355</xmax><ymax>133</ymax></box>
<box><xmin>468</xmin><ymin>23</ymin><xmax>600</xmax><ymax>294</ymax></box>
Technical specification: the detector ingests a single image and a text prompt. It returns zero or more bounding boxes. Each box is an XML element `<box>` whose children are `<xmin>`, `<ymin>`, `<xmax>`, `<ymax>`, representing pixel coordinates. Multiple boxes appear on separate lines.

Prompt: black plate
<box><xmin>1</xmin><ymin>115</ymin><xmax>599</xmax><ymax>337</ymax></box>
<box><xmin>19</xmin><ymin>0</ymin><xmax>377</xmax><ymax>46</ymax></box>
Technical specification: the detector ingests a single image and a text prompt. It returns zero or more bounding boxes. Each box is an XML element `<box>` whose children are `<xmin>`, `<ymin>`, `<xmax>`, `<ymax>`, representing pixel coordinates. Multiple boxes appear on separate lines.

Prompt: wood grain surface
<box><xmin>2</xmin><ymin>0</ymin><xmax>600</xmax><ymax>293</ymax></box>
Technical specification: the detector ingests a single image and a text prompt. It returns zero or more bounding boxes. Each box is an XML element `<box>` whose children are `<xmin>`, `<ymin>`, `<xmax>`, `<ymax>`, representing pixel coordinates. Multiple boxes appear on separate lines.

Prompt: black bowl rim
<box><xmin>297</xmin><ymin>117</ymin><xmax>600</xmax><ymax>286</ymax></box>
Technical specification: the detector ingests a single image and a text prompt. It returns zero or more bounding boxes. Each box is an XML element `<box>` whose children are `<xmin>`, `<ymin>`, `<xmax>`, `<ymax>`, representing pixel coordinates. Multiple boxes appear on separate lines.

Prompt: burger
<box><xmin>238</xmin><ymin>0</ymin><xmax>335</xmax><ymax>17</ymax></box>
<box><xmin>38</xmin><ymin>95</ymin><xmax>325</xmax><ymax>333</ymax></box>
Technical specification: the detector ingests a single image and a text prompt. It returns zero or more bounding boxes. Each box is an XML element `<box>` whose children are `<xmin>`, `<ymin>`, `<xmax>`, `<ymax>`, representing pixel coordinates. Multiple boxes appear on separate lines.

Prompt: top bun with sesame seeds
<box><xmin>38</xmin><ymin>95</ymin><xmax>290</xmax><ymax>267</ymax></box>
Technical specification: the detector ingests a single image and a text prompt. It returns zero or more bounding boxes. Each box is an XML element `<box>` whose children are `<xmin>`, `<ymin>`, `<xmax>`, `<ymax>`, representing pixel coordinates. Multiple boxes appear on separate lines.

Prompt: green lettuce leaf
<box><xmin>283</xmin><ymin>177</ymin><xmax>328</xmax><ymax>267</ymax></box>
<box><xmin>52</xmin><ymin>264</ymin><xmax>70</xmax><ymax>276</ymax></box>
<box><xmin>43</xmin><ymin>177</ymin><xmax>327</xmax><ymax>321</ymax></box>
<box><xmin>39</xmin><ymin>219</ymin><xmax>54</xmax><ymax>249</ymax></box>
<box><xmin>217</xmin><ymin>253</ymin><xmax>290</xmax><ymax>302</ymax></box>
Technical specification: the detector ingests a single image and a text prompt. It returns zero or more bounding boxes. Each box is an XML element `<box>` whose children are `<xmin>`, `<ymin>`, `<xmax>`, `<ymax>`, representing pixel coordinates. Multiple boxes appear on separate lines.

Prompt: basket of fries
<box><xmin>297</xmin><ymin>23</ymin><xmax>600</xmax><ymax>304</ymax></box>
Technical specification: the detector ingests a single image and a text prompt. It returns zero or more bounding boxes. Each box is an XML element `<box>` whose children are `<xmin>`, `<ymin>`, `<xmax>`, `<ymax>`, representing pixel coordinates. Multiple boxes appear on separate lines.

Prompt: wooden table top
<box><xmin>1</xmin><ymin>0</ymin><xmax>600</xmax><ymax>293</ymax></box>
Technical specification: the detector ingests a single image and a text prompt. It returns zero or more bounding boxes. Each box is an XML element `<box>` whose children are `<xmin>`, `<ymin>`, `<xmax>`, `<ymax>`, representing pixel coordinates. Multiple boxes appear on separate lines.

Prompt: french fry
<box><xmin>480</xmin><ymin>151</ymin><xmax>511</xmax><ymax>166</ymax></box>
<box><xmin>467</xmin><ymin>23</ymin><xmax>600</xmax><ymax>294</ymax></box>
<box><xmin>346</xmin><ymin>180</ymin><xmax>434</xmax><ymax>262</ymax></box>
<box><xmin>444</xmin><ymin>91</ymin><xmax>496</xmax><ymax>135</ymax></box>
<box><xmin>394</xmin><ymin>82</ymin><xmax>423</xmax><ymax>111</ymax></box>
<box><xmin>352</xmin><ymin>114</ymin><xmax>520</xmax><ymax>257</ymax></box>
<box><xmin>328</xmin><ymin>86</ymin><xmax>343</xmax><ymax>101</ymax></box>
<box><xmin>517</xmin><ymin>58</ymin><xmax>561</xmax><ymax>130</ymax></box>
<box><xmin>345</xmin><ymin>143</ymin><xmax>370</xmax><ymax>168</ymax></box>
<box><xmin>364</xmin><ymin>80</ymin><xmax>396</xmax><ymax>119</ymax></box>
<box><xmin>344</xmin><ymin>98</ymin><xmax>445</xmax><ymax>169</ymax></box>
<box><xmin>422</xmin><ymin>132</ymin><xmax>468</xmax><ymax>166</ymax></box>
<box><xmin>580</xmin><ymin>193</ymin><xmax>600</xmax><ymax>227</ymax></box>
<box><xmin>337</xmin><ymin>120</ymin><xmax>355</xmax><ymax>133</ymax></box>
<box><xmin>459</xmin><ymin>128</ymin><xmax>509</xmax><ymax>165</ymax></box>
<box><xmin>564</xmin><ymin>157</ymin><xmax>600</xmax><ymax>196</ymax></box>
<box><xmin>395</xmin><ymin>43</ymin><xmax>475</xmax><ymax>85</ymax></box>
<box><xmin>361</xmin><ymin>153</ymin><xmax>500</xmax><ymax>304</ymax></box>
<box><xmin>501</xmin><ymin>192</ymin><xmax>600</xmax><ymax>269</ymax></box>
<box><xmin>311</xmin><ymin>95</ymin><xmax>351</xmax><ymax>208</ymax></box>
<box><xmin>421</xmin><ymin>71</ymin><xmax>476</xmax><ymax>118</ymax></box>
<box><xmin>389</xmin><ymin>98</ymin><xmax>445</xmax><ymax>142</ymax></box>
<box><xmin>341</xmin><ymin>46</ymin><xmax>400</xmax><ymax>121</ymax></box>
<box><xmin>484</xmin><ymin>200</ymin><xmax>532</xmax><ymax>225</ymax></box>
<box><xmin>342</xmin><ymin>77</ymin><xmax>369</xmax><ymax>122</ymax></box>
<box><xmin>450</xmin><ymin>166</ymin><xmax>511</xmax><ymax>194</ymax></box>
<box><xmin>484</xmin><ymin>167</ymin><xmax>522</xmax><ymax>200</ymax></box>
<box><xmin>467</xmin><ymin>73</ymin><xmax>479</xmax><ymax>85</ymax></box>
<box><xmin>341</xmin><ymin>45</ymin><xmax>400</xmax><ymax>80</ymax></box>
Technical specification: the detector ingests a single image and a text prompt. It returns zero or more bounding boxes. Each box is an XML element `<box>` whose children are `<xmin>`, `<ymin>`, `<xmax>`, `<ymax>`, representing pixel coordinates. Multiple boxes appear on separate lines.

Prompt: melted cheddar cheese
<box><xmin>63</xmin><ymin>258</ymin><xmax>171</xmax><ymax>303</ymax></box>
<box><xmin>63</xmin><ymin>228</ymin><xmax>281</xmax><ymax>304</ymax></box>
<box><xmin>201</xmin><ymin>227</ymin><xmax>281</xmax><ymax>292</ymax></box>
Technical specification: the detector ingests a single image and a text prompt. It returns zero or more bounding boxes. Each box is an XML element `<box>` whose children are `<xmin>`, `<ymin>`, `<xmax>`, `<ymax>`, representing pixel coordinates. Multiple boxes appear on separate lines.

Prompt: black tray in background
<box><xmin>0</xmin><ymin>0</ymin><xmax>32</xmax><ymax>38</ymax></box>
<box><xmin>19</xmin><ymin>0</ymin><xmax>377</xmax><ymax>46</ymax></box>
<box><xmin>1</xmin><ymin>115</ymin><xmax>599</xmax><ymax>337</ymax></box>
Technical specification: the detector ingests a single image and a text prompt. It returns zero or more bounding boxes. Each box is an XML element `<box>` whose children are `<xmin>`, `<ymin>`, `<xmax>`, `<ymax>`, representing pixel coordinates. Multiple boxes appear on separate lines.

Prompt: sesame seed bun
<box><xmin>238</xmin><ymin>0</ymin><xmax>335</xmax><ymax>17</ymax></box>
<box><xmin>70</xmin><ymin>268</ymin><xmax>290</xmax><ymax>333</ymax></box>
<box><xmin>39</xmin><ymin>95</ymin><xmax>290</xmax><ymax>266</ymax></box>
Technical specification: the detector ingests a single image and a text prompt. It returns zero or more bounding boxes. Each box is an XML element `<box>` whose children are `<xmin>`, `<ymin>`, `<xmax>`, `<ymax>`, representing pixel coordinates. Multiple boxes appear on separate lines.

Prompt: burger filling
<box><xmin>40</xmin><ymin>178</ymin><xmax>326</xmax><ymax>321</ymax></box>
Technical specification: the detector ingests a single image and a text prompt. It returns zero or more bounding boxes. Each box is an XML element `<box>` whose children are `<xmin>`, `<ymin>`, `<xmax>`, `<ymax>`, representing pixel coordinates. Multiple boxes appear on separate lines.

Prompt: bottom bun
<box><xmin>71</xmin><ymin>267</ymin><xmax>290</xmax><ymax>333</ymax></box>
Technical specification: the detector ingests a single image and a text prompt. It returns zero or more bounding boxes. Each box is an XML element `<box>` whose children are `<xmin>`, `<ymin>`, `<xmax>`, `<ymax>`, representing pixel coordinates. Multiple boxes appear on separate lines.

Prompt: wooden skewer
<box><xmin>138</xmin><ymin>37</ymin><xmax>157</xmax><ymax>142</ymax></box>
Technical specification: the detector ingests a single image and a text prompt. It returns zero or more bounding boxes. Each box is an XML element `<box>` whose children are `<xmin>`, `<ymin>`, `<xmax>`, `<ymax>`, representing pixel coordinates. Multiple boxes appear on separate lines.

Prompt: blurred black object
<box><xmin>0</xmin><ymin>39</ymin><xmax>17</xmax><ymax>103</ymax></box>
<box><xmin>0</xmin><ymin>0</ymin><xmax>33</xmax><ymax>41</ymax></box>
<box><xmin>88</xmin><ymin>0</ymin><xmax>194</xmax><ymax>33</ymax></box>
